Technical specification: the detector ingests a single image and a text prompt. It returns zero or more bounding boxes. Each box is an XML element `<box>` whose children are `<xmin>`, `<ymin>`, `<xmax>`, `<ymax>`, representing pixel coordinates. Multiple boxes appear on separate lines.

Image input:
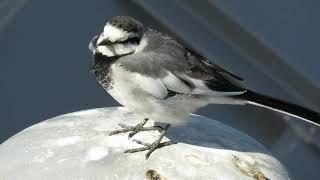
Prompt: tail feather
<box><xmin>235</xmin><ymin>90</ymin><xmax>320</xmax><ymax>127</ymax></box>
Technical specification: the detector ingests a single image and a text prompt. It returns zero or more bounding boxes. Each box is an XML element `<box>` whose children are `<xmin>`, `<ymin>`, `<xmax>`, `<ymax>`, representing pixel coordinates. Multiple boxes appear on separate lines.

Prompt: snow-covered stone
<box><xmin>0</xmin><ymin>107</ymin><xmax>289</xmax><ymax>180</ymax></box>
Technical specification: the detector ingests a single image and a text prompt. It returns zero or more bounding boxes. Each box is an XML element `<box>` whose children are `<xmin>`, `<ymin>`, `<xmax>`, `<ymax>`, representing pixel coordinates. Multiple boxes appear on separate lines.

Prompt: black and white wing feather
<box><xmin>182</xmin><ymin>48</ymin><xmax>245</xmax><ymax>95</ymax></box>
<box><xmin>120</xmin><ymin>46</ymin><xmax>245</xmax><ymax>99</ymax></box>
<box><xmin>119</xmin><ymin>46</ymin><xmax>320</xmax><ymax>126</ymax></box>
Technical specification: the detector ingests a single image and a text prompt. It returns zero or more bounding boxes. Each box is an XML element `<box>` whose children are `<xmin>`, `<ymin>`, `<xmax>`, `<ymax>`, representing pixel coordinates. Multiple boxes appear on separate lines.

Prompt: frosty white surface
<box><xmin>0</xmin><ymin>107</ymin><xmax>289</xmax><ymax>180</ymax></box>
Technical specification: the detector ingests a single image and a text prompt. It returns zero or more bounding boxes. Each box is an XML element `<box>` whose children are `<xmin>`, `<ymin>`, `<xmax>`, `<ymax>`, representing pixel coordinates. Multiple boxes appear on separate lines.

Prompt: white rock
<box><xmin>0</xmin><ymin>107</ymin><xmax>289</xmax><ymax>180</ymax></box>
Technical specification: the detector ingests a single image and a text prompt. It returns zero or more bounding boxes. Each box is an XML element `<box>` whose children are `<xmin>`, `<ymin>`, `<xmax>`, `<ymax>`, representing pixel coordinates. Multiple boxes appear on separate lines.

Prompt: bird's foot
<box><xmin>125</xmin><ymin>139</ymin><xmax>176</xmax><ymax>159</ymax></box>
<box><xmin>109</xmin><ymin>118</ymin><xmax>162</xmax><ymax>139</ymax></box>
<box><xmin>124</xmin><ymin>124</ymin><xmax>176</xmax><ymax>159</ymax></box>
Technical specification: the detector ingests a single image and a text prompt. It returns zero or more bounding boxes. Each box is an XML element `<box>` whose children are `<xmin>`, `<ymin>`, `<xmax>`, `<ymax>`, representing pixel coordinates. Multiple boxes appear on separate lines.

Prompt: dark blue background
<box><xmin>1</xmin><ymin>0</ymin><xmax>319</xmax><ymax>179</ymax></box>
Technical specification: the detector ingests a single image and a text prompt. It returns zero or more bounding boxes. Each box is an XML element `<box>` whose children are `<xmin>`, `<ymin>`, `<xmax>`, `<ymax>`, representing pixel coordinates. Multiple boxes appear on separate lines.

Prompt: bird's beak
<box><xmin>89</xmin><ymin>35</ymin><xmax>99</xmax><ymax>51</ymax></box>
<box><xmin>96</xmin><ymin>34</ymin><xmax>112</xmax><ymax>46</ymax></box>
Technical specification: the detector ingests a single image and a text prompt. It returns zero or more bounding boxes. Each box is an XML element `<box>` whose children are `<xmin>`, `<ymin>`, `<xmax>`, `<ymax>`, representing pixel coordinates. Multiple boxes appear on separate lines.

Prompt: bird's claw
<box><xmin>108</xmin><ymin>120</ymin><xmax>174</xmax><ymax>159</ymax></box>
<box><xmin>125</xmin><ymin>139</ymin><xmax>176</xmax><ymax>159</ymax></box>
<box><xmin>109</xmin><ymin>118</ymin><xmax>155</xmax><ymax>139</ymax></box>
<box><xmin>124</xmin><ymin>124</ymin><xmax>174</xmax><ymax>159</ymax></box>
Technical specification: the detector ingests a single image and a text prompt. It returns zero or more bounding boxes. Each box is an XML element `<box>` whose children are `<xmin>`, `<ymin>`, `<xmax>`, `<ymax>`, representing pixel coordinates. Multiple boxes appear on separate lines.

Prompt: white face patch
<box><xmin>95</xmin><ymin>23</ymin><xmax>143</xmax><ymax>57</ymax></box>
<box><xmin>96</xmin><ymin>46</ymin><xmax>115</xmax><ymax>57</ymax></box>
<box><xmin>96</xmin><ymin>43</ymin><xmax>137</xmax><ymax>57</ymax></box>
<box><xmin>102</xmin><ymin>24</ymin><xmax>129</xmax><ymax>42</ymax></box>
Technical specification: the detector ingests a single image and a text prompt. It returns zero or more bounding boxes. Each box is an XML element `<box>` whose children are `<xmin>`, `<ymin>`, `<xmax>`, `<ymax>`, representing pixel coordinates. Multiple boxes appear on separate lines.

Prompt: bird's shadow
<box><xmin>155</xmin><ymin>115</ymin><xmax>268</xmax><ymax>154</ymax></box>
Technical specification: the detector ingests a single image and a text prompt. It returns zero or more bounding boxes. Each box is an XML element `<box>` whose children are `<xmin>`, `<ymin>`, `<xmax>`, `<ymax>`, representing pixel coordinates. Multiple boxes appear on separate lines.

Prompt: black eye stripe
<box><xmin>117</xmin><ymin>37</ymin><xmax>140</xmax><ymax>44</ymax></box>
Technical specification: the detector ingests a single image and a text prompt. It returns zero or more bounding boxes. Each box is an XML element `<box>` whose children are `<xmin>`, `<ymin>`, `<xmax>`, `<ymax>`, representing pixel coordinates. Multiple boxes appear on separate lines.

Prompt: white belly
<box><xmin>106</xmin><ymin>64</ymin><xmax>157</xmax><ymax>115</ymax></box>
<box><xmin>106</xmin><ymin>64</ymin><xmax>210</xmax><ymax>125</ymax></box>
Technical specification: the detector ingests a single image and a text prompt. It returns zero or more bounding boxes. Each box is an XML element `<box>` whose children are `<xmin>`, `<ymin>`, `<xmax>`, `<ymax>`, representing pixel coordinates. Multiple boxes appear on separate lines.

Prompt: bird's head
<box><xmin>89</xmin><ymin>16</ymin><xmax>145</xmax><ymax>57</ymax></box>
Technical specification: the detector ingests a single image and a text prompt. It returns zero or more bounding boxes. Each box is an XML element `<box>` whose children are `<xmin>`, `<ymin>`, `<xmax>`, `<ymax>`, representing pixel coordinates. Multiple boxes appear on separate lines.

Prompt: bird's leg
<box><xmin>124</xmin><ymin>124</ymin><xmax>176</xmax><ymax>159</ymax></box>
<box><xmin>109</xmin><ymin>118</ymin><xmax>162</xmax><ymax>139</ymax></box>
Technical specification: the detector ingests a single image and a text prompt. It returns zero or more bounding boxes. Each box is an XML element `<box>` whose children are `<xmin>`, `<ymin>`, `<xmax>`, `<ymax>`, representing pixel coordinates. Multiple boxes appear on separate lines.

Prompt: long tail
<box><xmin>234</xmin><ymin>90</ymin><xmax>320</xmax><ymax>127</ymax></box>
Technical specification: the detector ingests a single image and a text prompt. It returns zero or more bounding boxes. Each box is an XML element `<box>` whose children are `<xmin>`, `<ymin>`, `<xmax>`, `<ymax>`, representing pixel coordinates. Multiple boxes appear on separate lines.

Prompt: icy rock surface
<box><xmin>0</xmin><ymin>107</ymin><xmax>289</xmax><ymax>180</ymax></box>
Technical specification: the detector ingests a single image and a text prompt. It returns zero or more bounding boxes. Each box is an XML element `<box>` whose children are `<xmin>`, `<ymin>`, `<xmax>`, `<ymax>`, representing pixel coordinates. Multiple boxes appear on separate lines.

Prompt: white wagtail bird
<box><xmin>89</xmin><ymin>16</ymin><xmax>320</xmax><ymax>159</ymax></box>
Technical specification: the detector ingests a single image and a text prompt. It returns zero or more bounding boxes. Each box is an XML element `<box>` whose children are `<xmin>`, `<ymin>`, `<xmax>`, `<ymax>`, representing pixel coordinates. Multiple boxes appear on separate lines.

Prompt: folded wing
<box><xmin>121</xmin><ymin>46</ymin><xmax>246</xmax><ymax>99</ymax></box>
